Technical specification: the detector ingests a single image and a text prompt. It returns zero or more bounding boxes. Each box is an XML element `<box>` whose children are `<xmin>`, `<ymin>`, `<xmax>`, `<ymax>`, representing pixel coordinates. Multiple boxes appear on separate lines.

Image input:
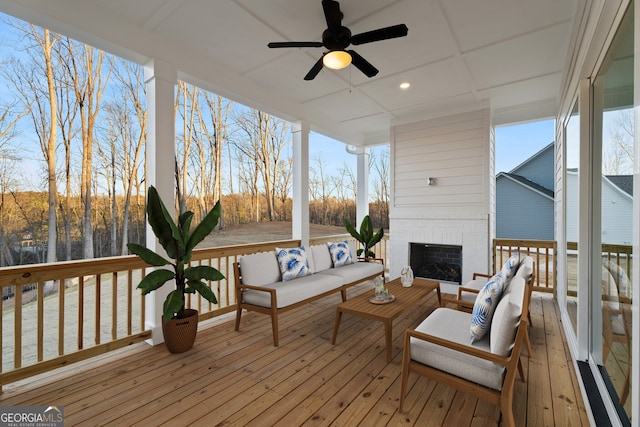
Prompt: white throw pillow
<box><xmin>327</xmin><ymin>240</ymin><xmax>354</xmax><ymax>268</ymax></box>
<box><xmin>275</xmin><ymin>247</ymin><xmax>311</xmax><ymax>281</ymax></box>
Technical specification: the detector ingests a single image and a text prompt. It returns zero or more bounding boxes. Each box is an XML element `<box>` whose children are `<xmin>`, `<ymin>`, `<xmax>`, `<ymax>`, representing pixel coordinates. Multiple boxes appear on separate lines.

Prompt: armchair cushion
<box><xmin>490</xmin><ymin>276</ymin><xmax>526</xmax><ymax>356</ymax></box>
<box><xmin>411</xmin><ymin>308</ymin><xmax>505</xmax><ymax>390</ymax></box>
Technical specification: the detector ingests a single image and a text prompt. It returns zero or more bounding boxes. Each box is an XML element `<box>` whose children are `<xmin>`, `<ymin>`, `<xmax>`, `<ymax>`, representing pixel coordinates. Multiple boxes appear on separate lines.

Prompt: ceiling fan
<box><xmin>267</xmin><ymin>0</ymin><xmax>408</xmax><ymax>80</ymax></box>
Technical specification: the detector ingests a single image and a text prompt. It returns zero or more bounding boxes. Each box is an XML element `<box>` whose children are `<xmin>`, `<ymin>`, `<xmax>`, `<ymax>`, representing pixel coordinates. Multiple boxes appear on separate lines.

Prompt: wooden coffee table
<box><xmin>331</xmin><ymin>277</ymin><xmax>440</xmax><ymax>362</ymax></box>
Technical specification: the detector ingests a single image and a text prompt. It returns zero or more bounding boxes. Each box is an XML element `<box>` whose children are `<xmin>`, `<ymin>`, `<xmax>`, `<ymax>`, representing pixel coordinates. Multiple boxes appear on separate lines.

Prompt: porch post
<box><xmin>143</xmin><ymin>58</ymin><xmax>177</xmax><ymax>345</ymax></box>
<box><xmin>355</xmin><ymin>146</ymin><xmax>370</xmax><ymax>225</ymax></box>
<box><xmin>292</xmin><ymin>121</ymin><xmax>310</xmax><ymax>246</ymax></box>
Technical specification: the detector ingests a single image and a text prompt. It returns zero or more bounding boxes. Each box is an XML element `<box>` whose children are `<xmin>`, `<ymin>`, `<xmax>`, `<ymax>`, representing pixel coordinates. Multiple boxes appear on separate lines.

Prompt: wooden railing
<box><xmin>496</xmin><ymin>239</ymin><xmax>633</xmax><ymax>296</ymax></box>
<box><xmin>0</xmin><ymin>236</ymin><xmax>388</xmax><ymax>391</ymax></box>
<box><xmin>0</xmin><ymin>240</ymin><xmax>298</xmax><ymax>390</ymax></box>
<box><xmin>493</xmin><ymin>239</ymin><xmax>557</xmax><ymax>294</ymax></box>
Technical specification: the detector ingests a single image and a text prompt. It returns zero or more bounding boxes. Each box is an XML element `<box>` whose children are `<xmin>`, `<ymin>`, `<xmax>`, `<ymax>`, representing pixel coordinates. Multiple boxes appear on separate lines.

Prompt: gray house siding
<box><xmin>496</xmin><ymin>175</ymin><xmax>554</xmax><ymax>239</ymax></box>
<box><xmin>510</xmin><ymin>142</ymin><xmax>555</xmax><ymax>191</ymax></box>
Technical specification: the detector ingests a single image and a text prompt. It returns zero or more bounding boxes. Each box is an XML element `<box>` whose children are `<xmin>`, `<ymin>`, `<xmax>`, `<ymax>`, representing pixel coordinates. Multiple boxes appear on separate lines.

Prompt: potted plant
<box><xmin>127</xmin><ymin>185</ymin><xmax>224</xmax><ymax>353</ymax></box>
<box><xmin>344</xmin><ymin>215</ymin><xmax>384</xmax><ymax>260</ymax></box>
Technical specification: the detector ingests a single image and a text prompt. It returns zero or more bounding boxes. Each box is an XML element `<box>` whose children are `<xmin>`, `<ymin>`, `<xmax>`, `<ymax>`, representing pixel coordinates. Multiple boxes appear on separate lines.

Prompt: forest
<box><xmin>0</xmin><ymin>16</ymin><xmax>389</xmax><ymax>267</ymax></box>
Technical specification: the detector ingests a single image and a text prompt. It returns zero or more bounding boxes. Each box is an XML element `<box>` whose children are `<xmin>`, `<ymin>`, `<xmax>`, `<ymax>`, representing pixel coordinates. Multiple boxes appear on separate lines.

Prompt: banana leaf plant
<box><xmin>344</xmin><ymin>215</ymin><xmax>384</xmax><ymax>259</ymax></box>
<box><xmin>127</xmin><ymin>186</ymin><xmax>225</xmax><ymax>322</ymax></box>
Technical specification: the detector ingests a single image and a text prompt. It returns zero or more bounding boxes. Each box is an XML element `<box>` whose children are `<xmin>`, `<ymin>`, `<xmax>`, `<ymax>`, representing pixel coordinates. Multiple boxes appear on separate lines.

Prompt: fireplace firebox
<box><xmin>409</xmin><ymin>243</ymin><xmax>462</xmax><ymax>284</ymax></box>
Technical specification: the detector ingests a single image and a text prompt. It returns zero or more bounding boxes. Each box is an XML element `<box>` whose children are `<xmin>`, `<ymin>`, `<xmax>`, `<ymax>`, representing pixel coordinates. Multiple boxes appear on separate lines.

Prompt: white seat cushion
<box><xmin>242</xmin><ymin>273</ymin><xmax>344</xmax><ymax>308</ymax></box>
<box><xmin>411</xmin><ymin>308</ymin><xmax>505</xmax><ymax>390</ymax></box>
<box><xmin>317</xmin><ymin>261</ymin><xmax>383</xmax><ymax>283</ymax></box>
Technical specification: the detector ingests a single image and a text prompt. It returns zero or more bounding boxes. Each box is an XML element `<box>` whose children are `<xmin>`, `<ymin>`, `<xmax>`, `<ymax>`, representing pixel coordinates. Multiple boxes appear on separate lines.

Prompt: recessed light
<box><xmin>400</xmin><ymin>82</ymin><xmax>410</xmax><ymax>89</ymax></box>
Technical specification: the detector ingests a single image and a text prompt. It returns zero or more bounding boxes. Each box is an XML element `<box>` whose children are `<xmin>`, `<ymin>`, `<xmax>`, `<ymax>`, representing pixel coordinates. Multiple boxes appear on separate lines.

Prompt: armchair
<box><xmin>399</xmin><ymin>274</ymin><xmax>531</xmax><ymax>427</ymax></box>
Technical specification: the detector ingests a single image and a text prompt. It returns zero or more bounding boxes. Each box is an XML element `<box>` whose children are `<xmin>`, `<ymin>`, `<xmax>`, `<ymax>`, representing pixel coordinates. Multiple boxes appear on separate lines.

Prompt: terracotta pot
<box><xmin>162</xmin><ymin>309</ymin><xmax>198</xmax><ymax>353</ymax></box>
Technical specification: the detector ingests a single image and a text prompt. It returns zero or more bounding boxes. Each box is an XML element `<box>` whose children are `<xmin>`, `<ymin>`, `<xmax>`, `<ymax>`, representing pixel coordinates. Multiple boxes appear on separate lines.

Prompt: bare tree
<box><xmin>310</xmin><ymin>155</ymin><xmax>333</xmax><ymax>224</ymax></box>
<box><xmin>4</xmin><ymin>25</ymin><xmax>60</xmax><ymax>263</ymax></box>
<box><xmin>0</xmin><ymin>103</ymin><xmax>25</xmax><ymax>265</ymax></box>
<box><xmin>604</xmin><ymin>109</ymin><xmax>633</xmax><ymax>175</ymax></box>
<box><xmin>370</xmin><ymin>146</ymin><xmax>390</xmax><ymax>227</ymax></box>
<box><xmin>61</xmin><ymin>37</ymin><xmax>112</xmax><ymax>258</ymax></box>
<box><xmin>234</xmin><ymin>109</ymin><xmax>290</xmax><ymax>222</ymax></box>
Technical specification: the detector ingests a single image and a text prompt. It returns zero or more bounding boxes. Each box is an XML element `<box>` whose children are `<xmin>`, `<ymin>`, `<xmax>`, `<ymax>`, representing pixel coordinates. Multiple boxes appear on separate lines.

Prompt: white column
<box><xmin>292</xmin><ymin>121</ymin><xmax>310</xmax><ymax>246</ymax></box>
<box><xmin>143</xmin><ymin>58</ymin><xmax>177</xmax><ymax>345</ymax></box>
<box><xmin>356</xmin><ymin>146</ymin><xmax>370</xmax><ymax>225</ymax></box>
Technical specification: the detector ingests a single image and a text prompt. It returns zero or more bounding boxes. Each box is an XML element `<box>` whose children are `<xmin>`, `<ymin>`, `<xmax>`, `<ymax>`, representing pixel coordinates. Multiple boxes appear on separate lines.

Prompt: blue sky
<box><xmin>495</xmin><ymin>119</ymin><xmax>554</xmax><ymax>173</ymax></box>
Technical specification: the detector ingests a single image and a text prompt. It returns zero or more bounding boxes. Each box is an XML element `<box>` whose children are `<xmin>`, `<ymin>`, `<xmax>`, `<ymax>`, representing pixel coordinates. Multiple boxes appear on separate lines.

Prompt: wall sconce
<box><xmin>428</xmin><ymin>177</ymin><xmax>436</xmax><ymax>186</ymax></box>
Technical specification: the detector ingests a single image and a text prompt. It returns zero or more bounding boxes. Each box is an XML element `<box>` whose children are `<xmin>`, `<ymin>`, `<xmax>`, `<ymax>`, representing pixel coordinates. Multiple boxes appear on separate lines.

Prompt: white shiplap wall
<box><xmin>389</xmin><ymin>109</ymin><xmax>493</xmax><ymax>282</ymax></box>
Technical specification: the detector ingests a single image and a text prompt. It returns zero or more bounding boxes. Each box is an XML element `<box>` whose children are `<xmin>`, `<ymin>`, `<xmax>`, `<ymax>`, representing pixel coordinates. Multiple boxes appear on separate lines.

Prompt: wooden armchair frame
<box><xmin>399</xmin><ymin>278</ymin><xmax>531</xmax><ymax>427</ymax></box>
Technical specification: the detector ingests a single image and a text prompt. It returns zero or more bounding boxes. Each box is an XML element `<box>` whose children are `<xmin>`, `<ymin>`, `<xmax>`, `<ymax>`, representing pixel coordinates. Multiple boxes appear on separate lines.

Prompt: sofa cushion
<box><xmin>490</xmin><ymin>276</ymin><xmax>526</xmax><ymax>356</ymax></box>
<box><xmin>241</xmin><ymin>273</ymin><xmax>344</xmax><ymax>308</ymax></box>
<box><xmin>470</xmin><ymin>277</ymin><xmax>503</xmax><ymax>342</ymax></box>
<box><xmin>317</xmin><ymin>260</ymin><xmax>383</xmax><ymax>283</ymax></box>
<box><xmin>411</xmin><ymin>308</ymin><xmax>505</xmax><ymax>390</ymax></box>
<box><xmin>327</xmin><ymin>240</ymin><xmax>354</xmax><ymax>268</ymax></box>
<box><xmin>276</xmin><ymin>246</ymin><xmax>311</xmax><ymax>281</ymax></box>
<box><xmin>239</xmin><ymin>252</ymin><xmax>281</xmax><ymax>286</ymax></box>
<box><xmin>311</xmin><ymin>244</ymin><xmax>333</xmax><ymax>272</ymax></box>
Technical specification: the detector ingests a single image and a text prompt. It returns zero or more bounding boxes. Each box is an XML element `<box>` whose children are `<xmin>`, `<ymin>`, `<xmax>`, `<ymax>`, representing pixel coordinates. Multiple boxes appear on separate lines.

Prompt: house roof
<box><xmin>497</xmin><ymin>172</ymin><xmax>554</xmax><ymax>199</ymax></box>
<box><xmin>0</xmin><ymin>0</ymin><xmax>579</xmax><ymax>146</ymax></box>
<box><xmin>605</xmin><ymin>175</ymin><xmax>633</xmax><ymax>196</ymax></box>
<box><xmin>509</xmin><ymin>141</ymin><xmax>554</xmax><ymax>174</ymax></box>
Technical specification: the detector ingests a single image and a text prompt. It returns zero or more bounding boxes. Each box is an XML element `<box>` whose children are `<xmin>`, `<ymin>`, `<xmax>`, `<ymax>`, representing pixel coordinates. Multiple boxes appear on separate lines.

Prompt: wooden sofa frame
<box><xmin>233</xmin><ymin>258</ymin><xmax>384</xmax><ymax>346</ymax></box>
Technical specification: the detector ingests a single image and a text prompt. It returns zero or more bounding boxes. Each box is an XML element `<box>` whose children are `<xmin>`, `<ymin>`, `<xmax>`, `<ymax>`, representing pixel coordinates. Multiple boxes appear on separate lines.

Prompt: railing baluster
<box><xmin>78</xmin><ymin>276</ymin><xmax>84</xmax><ymax>350</ymax></box>
<box><xmin>127</xmin><ymin>270</ymin><xmax>133</xmax><ymax>336</ymax></box>
<box><xmin>95</xmin><ymin>274</ymin><xmax>101</xmax><ymax>345</ymax></box>
<box><xmin>112</xmin><ymin>272</ymin><xmax>117</xmax><ymax>340</ymax></box>
<box><xmin>37</xmin><ymin>283</ymin><xmax>44</xmax><ymax>361</ymax></box>
<box><xmin>58</xmin><ymin>279</ymin><xmax>64</xmax><ymax>356</ymax></box>
<box><xmin>14</xmin><ymin>284</ymin><xmax>22</xmax><ymax>369</ymax></box>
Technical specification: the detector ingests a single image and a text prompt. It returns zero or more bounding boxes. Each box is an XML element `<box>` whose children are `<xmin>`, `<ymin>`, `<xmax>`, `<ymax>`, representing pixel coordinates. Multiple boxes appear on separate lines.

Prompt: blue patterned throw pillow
<box><xmin>499</xmin><ymin>253</ymin><xmax>520</xmax><ymax>287</ymax></box>
<box><xmin>276</xmin><ymin>247</ymin><xmax>311</xmax><ymax>281</ymax></box>
<box><xmin>470</xmin><ymin>278</ymin><xmax>504</xmax><ymax>342</ymax></box>
<box><xmin>327</xmin><ymin>240</ymin><xmax>353</xmax><ymax>268</ymax></box>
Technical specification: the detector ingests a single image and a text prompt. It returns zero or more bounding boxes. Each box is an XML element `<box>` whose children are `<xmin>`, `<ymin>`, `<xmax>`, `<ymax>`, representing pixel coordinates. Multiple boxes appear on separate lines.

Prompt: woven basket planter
<box><xmin>162</xmin><ymin>309</ymin><xmax>199</xmax><ymax>353</ymax></box>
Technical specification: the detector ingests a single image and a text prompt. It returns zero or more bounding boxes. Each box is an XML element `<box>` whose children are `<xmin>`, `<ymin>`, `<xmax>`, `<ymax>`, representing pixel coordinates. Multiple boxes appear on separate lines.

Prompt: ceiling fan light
<box><xmin>323</xmin><ymin>50</ymin><xmax>352</xmax><ymax>70</ymax></box>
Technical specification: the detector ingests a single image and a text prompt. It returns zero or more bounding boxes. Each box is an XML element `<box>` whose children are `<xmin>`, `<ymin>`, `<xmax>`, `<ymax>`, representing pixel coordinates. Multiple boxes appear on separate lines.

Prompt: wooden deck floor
<box><xmin>0</xmin><ymin>283</ymin><xmax>590</xmax><ymax>426</ymax></box>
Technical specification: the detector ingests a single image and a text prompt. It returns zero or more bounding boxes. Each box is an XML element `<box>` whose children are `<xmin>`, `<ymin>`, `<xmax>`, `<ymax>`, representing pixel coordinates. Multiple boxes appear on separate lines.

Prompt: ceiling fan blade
<box><xmin>322</xmin><ymin>0</ymin><xmax>342</xmax><ymax>34</ymax></box>
<box><xmin>348</xmin><ymin>50</ymin><xmax>379</xmax><ymax>77</ymax></box>
<box><xmin>351</xmin><ymin>24</ymin><xmax>408</xmax><ymax>45</ymax></box>
<box><xmin>268</xmin><ymin>41</ymin><xmax>324</xmax><ymax>48</ymax></box>
<box><xmin>304</xmin><ymin>57</ymin><xmax>325</xmax><ymax>80</ymax></box>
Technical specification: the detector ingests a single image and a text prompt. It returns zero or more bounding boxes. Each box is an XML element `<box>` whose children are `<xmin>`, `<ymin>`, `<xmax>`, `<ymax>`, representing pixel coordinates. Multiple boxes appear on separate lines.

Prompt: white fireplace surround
<box><xmin>389</xmin><ymin>215</ymin><xmax>491</xmax><ymax>286</ymax></box>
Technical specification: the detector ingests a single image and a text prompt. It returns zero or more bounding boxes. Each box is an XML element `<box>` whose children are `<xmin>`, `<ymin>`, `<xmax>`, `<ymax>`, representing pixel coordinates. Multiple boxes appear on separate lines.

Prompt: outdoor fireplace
<box><xmin>409</xmin><ymin>243</ymin><xmax>462</xmax><ymax>284</ymax></box>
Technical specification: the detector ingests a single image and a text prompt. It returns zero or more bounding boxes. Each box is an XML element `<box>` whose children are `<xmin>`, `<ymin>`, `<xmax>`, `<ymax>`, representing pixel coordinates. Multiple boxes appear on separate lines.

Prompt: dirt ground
<box><xmin>199</xmin><ymin>221</ymin><xmax>348</xmax><ymax>247</ymax></box>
